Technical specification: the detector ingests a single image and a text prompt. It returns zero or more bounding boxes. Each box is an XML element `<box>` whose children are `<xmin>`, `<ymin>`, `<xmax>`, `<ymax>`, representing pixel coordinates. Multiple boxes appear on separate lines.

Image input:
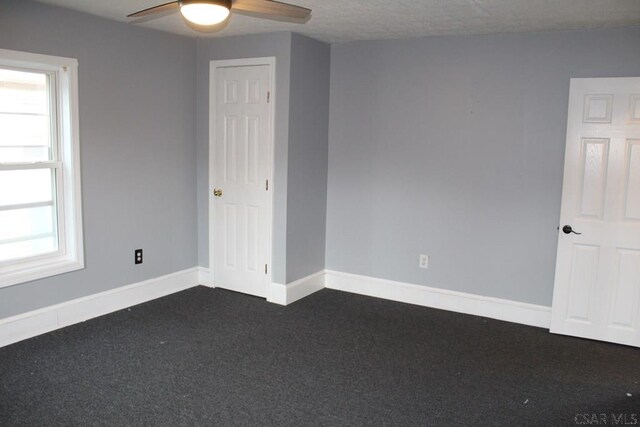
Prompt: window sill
<box><xmin>0</xmin><ymin>256</ymin><xmax>84</xmax><ymax>289</ymax></box>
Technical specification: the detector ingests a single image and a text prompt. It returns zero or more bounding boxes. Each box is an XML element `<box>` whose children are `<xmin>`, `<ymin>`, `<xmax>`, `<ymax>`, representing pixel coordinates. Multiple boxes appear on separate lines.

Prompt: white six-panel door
<box><xmin>551</xmin><ymin>77</ymin><xmax>640</xmax><ymax>346</ymax></box>
<box><xmin>210</xmin><ymin>62</ymin><xmax>272</xmax><ymax>298</ymax></box>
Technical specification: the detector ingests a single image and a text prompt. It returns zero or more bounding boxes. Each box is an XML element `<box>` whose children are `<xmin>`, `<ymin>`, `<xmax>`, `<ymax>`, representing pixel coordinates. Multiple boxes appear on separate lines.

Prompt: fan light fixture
<box><xmin>126</xmin><ymin>0</ymin><xmax>311</xmax><ymax>32</ymax></box>
<box><xmin>180</xmin><ymin>0</ymin><xmax>231</xmax><ymax>26</ymax></box>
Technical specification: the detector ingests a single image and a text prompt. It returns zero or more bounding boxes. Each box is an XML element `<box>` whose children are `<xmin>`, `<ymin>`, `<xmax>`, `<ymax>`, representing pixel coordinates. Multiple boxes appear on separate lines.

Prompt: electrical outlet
<box><xmin>135</xmin><ymin>249</ymin><xmax>143</xmax><ymax>265</ymax></box>
<box><xmin>419</xmin><ymin>254</ymin><xmax>429</xmax><ymax>269</ymax></box>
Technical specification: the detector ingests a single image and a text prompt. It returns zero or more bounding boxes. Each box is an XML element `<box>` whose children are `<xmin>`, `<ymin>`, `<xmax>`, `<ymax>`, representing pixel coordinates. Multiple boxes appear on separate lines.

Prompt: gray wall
<box><xmin>196</xmin><ymin>32</ymin><xmax>292</xmax><ymax>284</ymax></box>
<box><xmin>6</xmin><ymin>0</ymin><xmax>638</xmax><ymax>316</ymax></box>
<box><xmin>0</xmin><ymin>0</ymin><xmax>197</xmax><ymax>318</ymax></box>
<box><xmin>327</xmin><ymin>26</ymin><xmax>640</xmax><ymax>306</ymax></box>
<box><xmin>286</xmin><ymin>34</ymin><xmax>330</xmax><ymax>282</ymax></box>
<box><xmin>196</xmin><ymin>32</ymin><xmax>331</xmax><ymax>284</ymax></box>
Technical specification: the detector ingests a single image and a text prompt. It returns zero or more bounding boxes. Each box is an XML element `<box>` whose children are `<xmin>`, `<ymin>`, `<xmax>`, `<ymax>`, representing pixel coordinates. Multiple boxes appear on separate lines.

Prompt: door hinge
<box><xmin>265</xmin><ymin>264</ymin><xmax>268</xmax><ymax>274</ymax></box>
<box><xmin>266</xmin><ymin>179</ymin><xmax>269</xmax><ymax>191</ymax></box>
<box><xmin>267</xmin><ymin>91</ymin><xmax>270</xmax><ymax>103</ymax></box>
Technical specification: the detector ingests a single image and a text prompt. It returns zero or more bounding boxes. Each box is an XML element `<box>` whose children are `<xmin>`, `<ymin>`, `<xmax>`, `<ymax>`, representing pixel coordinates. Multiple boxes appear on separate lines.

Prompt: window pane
<box><xmin>0</xmin><ymin>236</ymin><xmax>57</xmax><ymax>263</ymax></box>
<box><xmin>0</xmin><ymin>113</ymin><xmax>51</xmax><ymax>162</ymax></box>
<box><xmin>0</xmin><ymin>68</ymin><xmax>52</xmax><ymax>163</ymax></box>
<box><xmin>0</xmin><ymin>69</ymin><xmax>49</xmax><ymax>115</ymax></box>
<box><xmin>0</xmin><ymin>169</ymin><xmax>54</xmax><ymax>206</ymax></box>
<box><xmin>0</xmin><ymin>146</ymin><xmax>50</xmax><ymax>162</ymax></box>
<box><xmin>0</xmin><ymin>205</ymin><xmax>55</xmax><ymax>241</ymax></box>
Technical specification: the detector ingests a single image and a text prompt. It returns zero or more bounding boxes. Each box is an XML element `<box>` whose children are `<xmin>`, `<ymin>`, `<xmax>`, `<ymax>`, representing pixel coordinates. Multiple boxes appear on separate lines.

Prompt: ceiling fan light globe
<box><xmin>180</xmin><ymin>3</ymin><xmax>230</xmax><ymax>26</ymax></box>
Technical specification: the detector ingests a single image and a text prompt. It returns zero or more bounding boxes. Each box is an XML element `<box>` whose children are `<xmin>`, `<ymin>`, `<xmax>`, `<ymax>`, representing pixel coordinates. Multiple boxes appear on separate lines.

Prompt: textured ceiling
<box><xmin>35</xmin><ymin>0</ymin><xmax>640</xmax><ymax>43</ymax></box>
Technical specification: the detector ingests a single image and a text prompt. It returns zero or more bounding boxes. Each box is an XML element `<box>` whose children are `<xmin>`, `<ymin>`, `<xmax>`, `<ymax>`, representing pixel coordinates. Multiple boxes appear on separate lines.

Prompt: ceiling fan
<box><xmin>127</xmin><ymin>0</ymin><xmax>312</xmax><ymax>30</ymax></box>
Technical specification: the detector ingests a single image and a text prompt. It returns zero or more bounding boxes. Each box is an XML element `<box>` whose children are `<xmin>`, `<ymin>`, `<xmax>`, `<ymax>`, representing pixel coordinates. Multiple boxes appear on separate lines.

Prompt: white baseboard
<box><xmin>268</xmin><ymin>282</ymin><xmax>287</xmax><ymax>305</ymax></box>
<box><xmin>198</xmin><ymin>266</ymin><xmax>213</xmax><ymax>287</ymax></box>
<box><xmin>324</xmin><ymin>270</ymin><xmax>551</xmax><ymax>329</ymax></box>
<box><xmin>0</xmin><ymin>266</ymin><xmax>551</xmax><ymax>349</ymax></box>
<box><xmin>0</xmin><ymin>267</ymin><xmax>200</xmax><ymax>348</ymax></box>
<box><xmin>268</xmin><ymin>270</ymin><xmax>325</xmax><ymax>306</ymax></box>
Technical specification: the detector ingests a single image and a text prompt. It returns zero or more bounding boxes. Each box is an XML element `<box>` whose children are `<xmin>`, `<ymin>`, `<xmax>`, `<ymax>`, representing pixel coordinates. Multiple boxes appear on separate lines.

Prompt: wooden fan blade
<box><xmin>127</xmin><ymin>1</ymin><xmax>180</xmax><ymax>18</ymax></box>
<box><xmin>232</xmin><ymin>0</ymin><xmax>311</xmax><ymax>23</ymax></box>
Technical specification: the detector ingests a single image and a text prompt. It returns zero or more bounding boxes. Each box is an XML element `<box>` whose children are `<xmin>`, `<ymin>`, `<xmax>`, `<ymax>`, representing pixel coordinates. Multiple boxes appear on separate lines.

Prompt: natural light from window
<box><xmin>0</xmin><ymin>49</ymin><xmax>83</xmax><ymax>288</ymax></box>
<box><xmin>0</xmin><ymin>69</ymin><xmax>59</xmax><ymax>263</ymax></box>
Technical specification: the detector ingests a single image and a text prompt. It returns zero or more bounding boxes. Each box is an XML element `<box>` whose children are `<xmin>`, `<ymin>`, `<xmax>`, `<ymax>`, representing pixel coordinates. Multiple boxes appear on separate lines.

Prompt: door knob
<box><xmin>562</xmin><ymin>225</ymin><xmax>581</xmax><ymax>235</ymax></box>
<box><xmin>213</xmin><ymin>188</ymin><xmax>223</xmax><ymax>197</ymax></box>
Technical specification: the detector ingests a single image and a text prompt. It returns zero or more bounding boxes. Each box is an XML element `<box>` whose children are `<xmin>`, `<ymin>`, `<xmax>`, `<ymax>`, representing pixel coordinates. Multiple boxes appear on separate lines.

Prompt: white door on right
<box><xmin>551</xmin><ymin>77</ymin><xmax>640</xmax><ymax>346</ymax></box>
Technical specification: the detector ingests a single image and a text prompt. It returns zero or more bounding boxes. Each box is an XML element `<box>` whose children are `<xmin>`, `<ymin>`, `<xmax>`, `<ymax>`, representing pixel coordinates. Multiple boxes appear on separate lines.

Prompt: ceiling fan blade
<box><xmin>232</xmin><ymin>0</ymin><xmax>311</xmax><ymax>24</ymax></box>
<box><xmin>127</xmin><ymin>1</ymin><xmax>180</xmax><ymax>18</ymax></box>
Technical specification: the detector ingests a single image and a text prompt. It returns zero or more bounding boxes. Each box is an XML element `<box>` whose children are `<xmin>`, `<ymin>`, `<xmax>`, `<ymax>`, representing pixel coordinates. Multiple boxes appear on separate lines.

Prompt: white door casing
<box><xmin>551</xmin><ymin>77</ymin><xmax>640</xmax><ymax>346</ymax></box>
<box><xmin>209</xmin><ymin>58</ymin><xmax>275</xmax><ymax>298</ymax></box>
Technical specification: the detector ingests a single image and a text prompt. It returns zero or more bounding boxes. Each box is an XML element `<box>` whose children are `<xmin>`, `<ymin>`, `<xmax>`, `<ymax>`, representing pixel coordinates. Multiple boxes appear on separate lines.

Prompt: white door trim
<box><xmin>208</xmin><ymin>57</ymin><xmax>276</xmax><ymax>295</ymax></box>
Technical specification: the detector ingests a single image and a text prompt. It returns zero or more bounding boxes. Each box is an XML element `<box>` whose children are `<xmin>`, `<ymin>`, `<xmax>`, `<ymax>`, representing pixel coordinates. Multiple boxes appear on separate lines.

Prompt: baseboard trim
<box><xmin>268</xmin><ymin>282</ymin><xmax>287</xmax><ymax>305</ymax></box>
<box><xmin>0</xmin><ymin>267</ymin><xmax>200</xmax><ymax>348</ymax></box>
<box><xmin>268</xmin><ymin>270</ymin><xmax>325</xmax><ymax>306</ymax></box>
<box><xmin>0</xmin><ymin>266</ymin><xmax>551</xmax><ymax>348</ymax></box>
<box><xmin>198</xmin><ymin>266</ymin><xmax>213</xmax><ymax>288</ymax></box>
<box><xmin>324</xmin><ymin>270</ymin><xmax>551</xmax><ymax>329</ymax></box>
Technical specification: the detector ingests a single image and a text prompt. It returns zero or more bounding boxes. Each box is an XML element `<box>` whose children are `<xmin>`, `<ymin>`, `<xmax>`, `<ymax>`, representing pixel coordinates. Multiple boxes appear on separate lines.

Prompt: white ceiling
<box><xmin>35</xmin><ymin>0</ymin><xmax>640</xmax><ymax>44</ymax></box>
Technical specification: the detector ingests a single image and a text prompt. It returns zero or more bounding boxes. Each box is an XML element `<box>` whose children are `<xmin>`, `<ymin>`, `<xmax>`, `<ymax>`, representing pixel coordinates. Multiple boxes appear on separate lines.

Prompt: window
<box><xmin>0</xmin><ymin>49</ymin><xmax>83</xmax><ymax>288</ymax></box>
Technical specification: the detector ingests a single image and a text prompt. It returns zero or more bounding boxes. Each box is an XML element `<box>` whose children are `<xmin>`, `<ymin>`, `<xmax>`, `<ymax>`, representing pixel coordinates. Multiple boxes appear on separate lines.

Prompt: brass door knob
<box><xmin>213</xmin><ymin>188</ymin><xmax>223</xmax><ymax>197</ymax></box>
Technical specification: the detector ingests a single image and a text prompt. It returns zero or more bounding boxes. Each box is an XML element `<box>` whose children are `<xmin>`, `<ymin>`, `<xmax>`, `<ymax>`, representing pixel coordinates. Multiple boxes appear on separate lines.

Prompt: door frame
<box><xmin>208</xmin><ymin>57</ymin><xmax>276</xmax><ymax>294</ymax></box>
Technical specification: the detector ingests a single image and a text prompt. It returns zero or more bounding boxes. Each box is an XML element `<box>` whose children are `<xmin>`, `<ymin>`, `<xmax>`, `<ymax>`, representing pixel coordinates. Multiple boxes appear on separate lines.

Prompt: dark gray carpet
<box><xmin>1</xmin><ymin>286</ymin><xmax>639</xmax><ymax>426</ymax></box>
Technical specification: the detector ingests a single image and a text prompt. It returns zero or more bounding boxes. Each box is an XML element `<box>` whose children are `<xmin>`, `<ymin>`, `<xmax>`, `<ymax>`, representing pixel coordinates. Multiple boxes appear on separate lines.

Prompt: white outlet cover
<box><xmin>419</xmin><ymin>255</ymin><xmax>429</xmax><ymax>269</ymax></box>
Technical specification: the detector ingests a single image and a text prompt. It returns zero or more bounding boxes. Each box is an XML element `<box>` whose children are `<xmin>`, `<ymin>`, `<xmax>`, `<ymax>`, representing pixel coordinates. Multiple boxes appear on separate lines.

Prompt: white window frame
<box><xmin>0</xmin><ymin>49</ymin><xmax>84</xmax><ymax>288</ymax></box>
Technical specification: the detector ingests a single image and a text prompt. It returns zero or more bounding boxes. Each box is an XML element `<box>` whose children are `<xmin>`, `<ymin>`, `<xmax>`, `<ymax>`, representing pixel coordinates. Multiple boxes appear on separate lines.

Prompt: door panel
<box><xmin>566</xmin><ymin>244</ymin><xmax>599</xmax><ymax>323</ymax></box>
<box><xmin>211</xmin><ymin>64</ymin><xmax>271</xmax><ymax>297</ymax></box>
<box><xmin>579</xmin><ymin>138</ymin><xmax>608</xmax><ymax>219</ymax></box>
<box><xmin>624</xmin><ymin>140</ymin><xmax>640</xmax><ymax>220</ymax></box>
<box><xmin>551</xmin><ymin>77</ymin><xmax>640</xmax><ymax>346</ymax></box>
<box><xmin>609</xmin><ymin>248</ymin><xmax>640</xmax><ymax>329</ymax></box>
<box><xmin>629</xmin><ymin>95</ymin><xmax>640</xmax><ymax>122</ymax></box>
<box><xmin>224</xmin><ymin>116</ymin><xmax>237</xmax><ymax>181</ymax></box>
<box><xmin>224</xmin><ymin>203</ymin><xmax>237</xmax><ymax>268</ymax></box>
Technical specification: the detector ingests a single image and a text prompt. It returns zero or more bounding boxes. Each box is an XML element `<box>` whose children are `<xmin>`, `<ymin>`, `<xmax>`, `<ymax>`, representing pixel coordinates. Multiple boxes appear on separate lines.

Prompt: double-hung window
<box><xmin>0</xmin><ymin>49</ymin><xmax>83</xmax><ymax>288</ymax></box>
